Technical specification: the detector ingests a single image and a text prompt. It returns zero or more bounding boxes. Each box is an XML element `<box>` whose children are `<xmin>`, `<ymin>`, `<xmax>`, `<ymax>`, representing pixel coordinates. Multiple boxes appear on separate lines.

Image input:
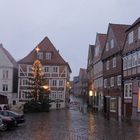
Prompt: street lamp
<box><xmin>89</xmin><ymin>90</ymin><xmax>93</xmax><ymax>109</ymax></box>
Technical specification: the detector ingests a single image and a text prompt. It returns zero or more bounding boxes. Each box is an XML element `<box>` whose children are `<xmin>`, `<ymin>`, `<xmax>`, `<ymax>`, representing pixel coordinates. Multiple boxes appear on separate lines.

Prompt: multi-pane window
<box><xmin>123</xmin><ymin>56</ymin><xmax>127</xmax><ymax>70</ymax></box>
<box><xmin>52</xmin><ymin>79</ymin><xmax>58</xmax><ymax>87</ymax></box>
<box><xmin>52</xmin><ymin>66</ymin><xmax>58</xmax><ymax>73</ymax></box>
<box><xmin>2</xmin><ymin>84</ymin><xmax>8</xmax><ymax>91</ymax></box>
<box><xmin>106</xmin><ymin>60</ymin><xmax>109</xmax><ymax>70</ymax></box>
<box><xmin>128</xmin><ymin>31</ymin><xmax>134</xmax><ymax>44</ymax></box>
<box><xmin>104</xmin><ymin>79</ymin><xmax>107</xmax><ymax>88</ymax></box>
<box><xmin>112</xmin><ymin>57</ymin><xmax>116</xmax><ymax>68</ymax></box>
<box><xmin>37</xmin><ymin>52</ymin><xmax>43</xmax><ymax>59</ymax></box>
<box><xmin>138</xmin><ymin>26</ymin><xmax>140</xmax><ymax>39</ymax></box>
<box><xmin>44</xmin><ymin>66</ymin><xmax>50</xmax><ymax>73</ymax></box>
<box><xmin>28</xmin><ymin>65</ymin><xmax>32</xmax><ymax>73</ymax></box>
<box><xmin>110</xmin><ymin>98</ymin><xmax>116</xmax><ymax>112</ymax></box>
<box><xmin>22</xmin><ymin>79</ymin><xmax>28</xmax><ymax>85</ymax></box>
<box><xmin>117</xmin><ymin>75</ymin><xmax>121</xmax><ymax>86</ymax></box>
<box><xmin>128</xmin><ymin>55</ymin><xmax>132</xmax><ymax>68</ymax></box>
<box><xmin>132</xmin><ymin>52</ymin><xmax>137</xmax><ymax>67</ymax></box>
<box><xmin>110</xmin><ymin>77</ymin><xmax>114</xmax><ymax>87</ymax></box>
<box><xmin>46</xmin><ymin>52</ymin><xmax>52</xmax><ymax>60</ymax></box>
<box><xmin>124</xmin><ymin>83</ymin><xmax>132</xmax><ymax>98</ymax></box>
<box><xmin>3</xmin><ymin>70</ymin><xmax>8</xmax><ymax>79</ymax></box>
<box><xmin>111</xmin><ymin>39</ymin><xmax>114</xmax><ymax>48</ymax></box>
<box><xmin>106</xmin><ymin>42</ymin><xmax>109</xmax><ymax>51</ymax></box>
<box><xmin>59</xmin><ymin>80</ymin><xmax>64</xmax><ymax>86</ymax></box>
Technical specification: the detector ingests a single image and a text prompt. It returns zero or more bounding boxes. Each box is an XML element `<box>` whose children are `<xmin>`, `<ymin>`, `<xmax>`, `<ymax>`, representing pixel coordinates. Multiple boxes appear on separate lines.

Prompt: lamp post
<box><xmin>89</xmin><ymin>90</ymin><xmax>93</xmax><ymax>110</ymax></box>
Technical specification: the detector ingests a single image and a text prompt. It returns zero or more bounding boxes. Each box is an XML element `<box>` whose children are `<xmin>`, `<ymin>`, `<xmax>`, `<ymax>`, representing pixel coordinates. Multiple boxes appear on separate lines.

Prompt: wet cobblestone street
<box><xmin>1</xmin><ymin>99</ymin><xmax>140</xmax><ymax>140</ymax></box>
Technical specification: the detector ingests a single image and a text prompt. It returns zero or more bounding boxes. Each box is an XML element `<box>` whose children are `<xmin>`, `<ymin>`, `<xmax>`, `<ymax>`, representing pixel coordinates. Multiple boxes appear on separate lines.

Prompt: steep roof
<box><xmin>0</xmin><ymin>44</ymin><xmax>18</xmax><ymax>68</ymax></box>
<box><xmin>110</xmin><ymin>23</ymin><xmax>130</xmax><ymax>50</ymax></box>
<box><xmin>126</xmin><ymin>17</ymin><xmax>140</xmax><ymax>31</ymax></box>
<box><xmin>98</xmin><ymin>33</ymin><xmax>107</xmax><ymax>48</ymax></box>
<box><xmin>18</xmin><ymin>37</ymin><xmax>71</xmax><ymax>71</ymax></box>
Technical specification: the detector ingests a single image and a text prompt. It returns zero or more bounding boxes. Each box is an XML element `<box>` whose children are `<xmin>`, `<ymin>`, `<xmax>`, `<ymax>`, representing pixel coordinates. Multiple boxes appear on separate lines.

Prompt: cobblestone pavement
<box><xmin>1</xmin><ymin>97</ymin><xmax>140</xmax><ymax>140</ymax></box>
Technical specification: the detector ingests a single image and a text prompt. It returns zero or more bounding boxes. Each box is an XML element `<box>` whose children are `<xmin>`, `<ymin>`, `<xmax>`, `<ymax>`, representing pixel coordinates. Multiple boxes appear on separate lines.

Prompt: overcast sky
<box><xmin>0</xmin><ymin>0</ymin><xmax>139</xmax><ymax>79</ymax></box>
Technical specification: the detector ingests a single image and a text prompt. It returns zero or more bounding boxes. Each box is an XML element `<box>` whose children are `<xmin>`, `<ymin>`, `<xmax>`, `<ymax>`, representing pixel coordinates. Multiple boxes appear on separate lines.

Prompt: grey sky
<box><xmin>0</xmin><ymin>0</ymin><xmax>139</xmax><ymax>79</ymax></box>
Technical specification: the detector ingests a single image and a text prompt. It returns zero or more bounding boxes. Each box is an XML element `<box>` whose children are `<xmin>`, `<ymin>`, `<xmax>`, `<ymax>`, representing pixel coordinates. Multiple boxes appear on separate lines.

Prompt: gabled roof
<box><xmin>110</xmin><ymin>23</ymin><xmax>130</xmax><ymax>50</ymax></box>
<box><xmin>0</xmin><ymin>44</ymin><xmax>18</xmax><ymax>68</ymax></box>
<box><xmin>126</xmin><ymin>17</ymin><xmax>140</xmax><ymax>31</ymax></box>
<box><xmin>98</xmin><ymin>33</ymin><xmax>107</xmax><ymax>48</ymax></box>
<box><xmin>18</xmin><ymin>37</ymin><xmax>71</xmax><ymax>71</ymax></box>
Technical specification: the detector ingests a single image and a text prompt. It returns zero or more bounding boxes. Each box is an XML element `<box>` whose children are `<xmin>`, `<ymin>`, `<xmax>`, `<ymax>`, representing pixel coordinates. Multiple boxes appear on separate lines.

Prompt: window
<box><xmin>128</xmin><ymin>54</ymin><xmax>132</xmax><ymax>68</ymax></box>
<box><xmin>37</xmin><ymin>52</ymin><xmax>43</xmax><ymax>59</ymax></box>
<box><xmin>22</xmin><ymin>79</ymin><xmax>28</xmax><ymax>85</ymax></box>
<box><xmin>128</xmin><ymin>31</ymin><xmax>134</xmax><ymax>44</ymax></box>
<box><xmin>117</xmin><ymin>75</ymin><xmax>121</xmax><ymax>86</ymax></box>
<box><xmin>110</xmin><ymin>98</ymin><xmax>117</xmax><ymax>112</ymax></box>
<box><xmin>28</xmin><ymin>65</ymin><xmax>32</xmax><ymax>73</ymax></box>
<box><xmin>44</xmin><ymin>66</ymin><xmax>50</xmax><ymax>73</ymax></box>
<box><xmin>104</xmin><ymin>79</ymin><xmax>107</xmax><ymax>88</ymax></box>
<box><xmin>106</xmin><ymin>60</ymin><xmax>109</xmax><ymax>70</ymax></box>
<box><xmin>138</xmin><ymin>26</ymin><xmax>140</xmax><ymax>39</ymax></box>
<box><xmin>46</xmin><ymin>52</ymin><xmax>52</xmax><ymax>60</ymax></box>
<box><xmin>52</xmin><ymin>79</ymin><xmax>58</xmax><ymax>87</ymax></box>
<box><xmin>124</xmin><ymin>83</ymin><xmax>132</xmax><ymax>98</ymax></box>
<box><xmin>110</xmin><ymin>39</ymin><xmax>114</xmax><ymax>48</ymax></box>
<box><xmin>123</xmin><ymin>56</ymin><xmax>128</xmax><ymax>70</ymax></box>
<box><xmin>110</xmin><ymin>77</ymin><xmax>114</xmax><ymax>87</ymax></box>
<box><xmin>106</xmin><ymin>42</ymin><xmax>109</xmax><ymax>51</ymax></box>
<box><xmin>95</xmin><ymin>46</ymin><xmax>100</xmax><ymax>57</ymax></box>
<box><xmin>138</xmin><ymin>51</ymin><xmax>140</xmax><ymax>65</ymax></box>
<box><xmin>132</xmin><ymin>52</ymin><xmax>137</xmax><ymax>67</ymax></box>
<box><xmin>52</xmin><ymin>66</ymin><xmax>58</xmax><ymax>73</ymax></box>
<box><xmin>2</xmin><ymin>84</ymin><xmax>8</xmax><ymax>91</ymax></box>
<box><xmin>3</xmin><ymin>70</ymin><xmax>8</xmax><ymax>79</ymax></box>
<box><xmin>59</xmin><ymin>80</ymin><xmax>64</xmax><ymax>86</ymax></box>
<box><xmin>113</xmin><ymin>57</ymin><xmax>116</xmax><ymax>68</ymax></box>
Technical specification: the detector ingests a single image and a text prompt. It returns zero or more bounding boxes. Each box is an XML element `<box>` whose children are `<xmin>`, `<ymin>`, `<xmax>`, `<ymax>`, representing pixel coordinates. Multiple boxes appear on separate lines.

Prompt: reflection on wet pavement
<box><xmin>1</xmin><ymin>97</ymin><xmax>140</xmax><ymax>140</ymax></box>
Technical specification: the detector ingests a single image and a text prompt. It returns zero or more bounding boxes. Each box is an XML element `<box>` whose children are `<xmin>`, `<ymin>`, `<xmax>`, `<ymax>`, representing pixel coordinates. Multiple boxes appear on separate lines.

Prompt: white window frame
<box><xmin>128</xmin><ymin>31</ymin><xmax>134</xmax><ymax>44</ymax></box>
<box><xmin>2</xmin><ymin>70</ymin><xmax>8</xmax><ymax>79</ymax></box>
<box><xmin>110</xmin><ymin>39</ymin><xmax>114</xmax><ymax>49</ymax></box>
<box><xmin>46</xmin><ymin>52</ymin><xmax>52</xmax><ymax>60</ymax></box>
<box><xmin>59</xmin><ymin>79</ymin><xmax>64</xmax><ymax>87</ymax></box>
<box><xmin>132</xmin><ymin>52</ymin><xmax>137</xmax><ymax>67</ymax></box>
<box><xmin>37</xmin><ymin>52</ymin><xmax>43</xmax><ymax>59</ymax></box>
<box><xmin>123</xmin><ymin>56</ymin><xmax>127</xmax><ymax>70</ymax></box>
<box><xmin>52</xmin><ymin>66</ymin><xmax>58</xmax><ymax>73</ymax></box>
<box><xmin>2</xmin><ymin>84</ymin><xmax>8</xmax><ymax>92</ymax></box>
<box><xmin>106</xmin><ymin>60</ymin><xmax>109</xmax><ymax>70</ymax></box>
<box><xmin>117</xmin><ymin>75</ymin><xmax>121</xmax><ymax>86</ymax></box>
<box><xmin>124</xmin><ymin>83</ymin><xmax>132</xmax><ymax>98</ymax></box>
<box><xmin>113</xmin><ymin>57</ymin><xmax>116</xmax><ymax>68</ymax></box>
<box><xmin>106</xmin><ymin>42</ymin><xmax>109</xmax><ymax>51</ymax></box>
<box><xmin>110</xmin><ymin>97</ymin><xmax>117</xmax><ymax>112</ymax></box>
<box><xmin>104</xmin><ymin>79</ymin><xmax>107</xmax><ymax>88</ymax></box>
<box><xmin>52</xmin><ymin>79</ymin><xmax>58</xmax><ymax>87</ymax></box>
<box><xmin>127</xmin><ymin>54</ymin><xmax>132</xmax><ymax>69</ymax></box>
<box><xmin>44</xmin><ymin>66</ymin><xmax>50</xmax><ymax>73</ymax></box>
<box><xmin>110</xmin><ymin>77</ymin><xmax>114</xmax><ymax>87</ymax></box>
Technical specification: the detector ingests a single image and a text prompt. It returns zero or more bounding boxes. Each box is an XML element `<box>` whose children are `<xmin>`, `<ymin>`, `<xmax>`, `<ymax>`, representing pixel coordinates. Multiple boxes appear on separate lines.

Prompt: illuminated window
<box><xmin>110</xmin><ymin>97</ymin><xmax>116</xmax><ymax>112</ymax></box>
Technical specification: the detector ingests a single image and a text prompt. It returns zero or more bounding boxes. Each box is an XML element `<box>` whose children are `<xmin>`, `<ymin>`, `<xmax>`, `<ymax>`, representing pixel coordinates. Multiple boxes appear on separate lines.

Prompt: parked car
<box><xmin>0</xmin><ymin>104</ymin><xmax>9</xmax><ymax>110</ymax></box>
<box><xmin>0</xmin><ymin>114</ymin><xmax>16</xmax><ymax>131</ymax></box>
<box><xmin>0</xmin><ymin>118</ymin><xmax>4</xmax><ymax>131</ymax></box>
<box><xmin>0</xmin><ymin>110</ymin><xmax>25</xmax><ymax>124</ymax></box>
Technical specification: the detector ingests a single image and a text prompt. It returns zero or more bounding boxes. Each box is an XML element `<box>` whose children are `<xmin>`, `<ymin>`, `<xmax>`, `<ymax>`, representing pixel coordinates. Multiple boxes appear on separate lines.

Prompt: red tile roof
<box><xmin>18</xmin><ymin>37</ymin><xmax>71</xmax><ymax>71</ymax></box>
<box><xmin>0</xmin><ymin>44</ymin><xmax>18</xmax><ymax>68</ymax></box>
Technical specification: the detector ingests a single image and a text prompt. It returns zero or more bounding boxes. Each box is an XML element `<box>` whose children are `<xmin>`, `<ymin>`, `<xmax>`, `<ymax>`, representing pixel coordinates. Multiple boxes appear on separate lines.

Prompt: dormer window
<box><xmin>37</xmin><ymin>52</ymin><xmax>43</xmax><ymax>59</ymax></box>
<box><xmin>46</xmin><ymin>52</ymin><xmax>52</xmax><ymax>60</ymax></box>
<box><xmin>111</xmin><ymin>39</ymin><xmax>114</xmax><ymax>48</ymax></box>
<box><xmin>106</xmin><ymin>42</ymin><xmax>109</xmax><ymax>51</ymax></box>
<box><xmin>128</xmin><ymin>31</ymin><xmax>134</xmax><ymax>44</ymax></box>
